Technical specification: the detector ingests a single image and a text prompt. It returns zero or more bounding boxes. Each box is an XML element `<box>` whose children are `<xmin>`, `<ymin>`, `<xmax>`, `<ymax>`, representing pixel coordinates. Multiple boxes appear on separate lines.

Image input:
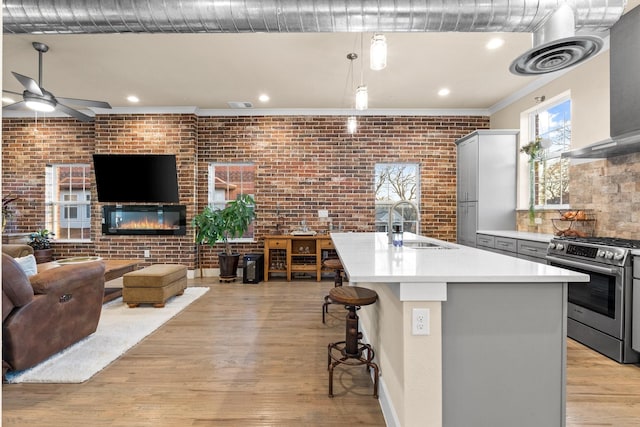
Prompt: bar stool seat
<box><xmin>327</xmin><ymin>286</ymin><xmax>379</xmax><ymax>398</ymax></box>
<box><xmin>321</xmin><ymin>258</ymin><xmax>345</xmax><ymax>323</ymax></box>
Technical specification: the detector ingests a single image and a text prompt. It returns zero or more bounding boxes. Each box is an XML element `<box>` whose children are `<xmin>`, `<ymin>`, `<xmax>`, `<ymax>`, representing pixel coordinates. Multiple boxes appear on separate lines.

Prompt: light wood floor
<box><xmin>3</xmin><ymin>278</ymin><xmax>640</xmax><ymax>426</ymax></box>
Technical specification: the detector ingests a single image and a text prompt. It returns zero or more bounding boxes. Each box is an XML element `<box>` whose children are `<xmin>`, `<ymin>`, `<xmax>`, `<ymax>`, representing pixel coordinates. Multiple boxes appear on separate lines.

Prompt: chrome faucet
<box><xmin>388</xmin><ymin>200</ymin><xmax>420</xmax><ymax>244</ymax></box>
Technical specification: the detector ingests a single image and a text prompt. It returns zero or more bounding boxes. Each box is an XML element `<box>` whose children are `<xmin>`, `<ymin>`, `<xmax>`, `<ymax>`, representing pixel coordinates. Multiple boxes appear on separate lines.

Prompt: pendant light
<box><xmin>344</xmin><ymin>52</ymin><xmax>359</xmax><ymax>133</ymax></box>
<box><xmin>355</xmin><ymin>34</ymin><xmax>368</xmax><ymax>111</ymax></box>
<box><xmin>355</xmin><ymin>86</ymin><xmax>368</xmax><ymax>110</ymax></box>
<box><xmin>370</xmin><ymin>34</ymin><xmax>387</xmax><ymax>70</ymax></box>
<box><xmin>347</xmin><ymin>116</ymin><xmax>358</xmax><ymax>134</ymax></box>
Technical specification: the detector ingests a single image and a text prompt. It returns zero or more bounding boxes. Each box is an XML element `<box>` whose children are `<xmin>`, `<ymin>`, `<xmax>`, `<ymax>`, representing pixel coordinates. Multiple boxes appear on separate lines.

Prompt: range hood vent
<box><xmin>564</xmin><ymin>5</ymin><xmax>640</xmax><ymax>159</ymax></box>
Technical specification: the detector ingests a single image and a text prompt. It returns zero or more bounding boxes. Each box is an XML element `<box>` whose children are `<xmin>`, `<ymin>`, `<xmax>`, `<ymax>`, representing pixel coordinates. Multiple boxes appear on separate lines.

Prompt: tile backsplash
<box><xmin>517</xmin><ymin>152</ymin><xmax>640</xmax><ymax>239</ymax></box>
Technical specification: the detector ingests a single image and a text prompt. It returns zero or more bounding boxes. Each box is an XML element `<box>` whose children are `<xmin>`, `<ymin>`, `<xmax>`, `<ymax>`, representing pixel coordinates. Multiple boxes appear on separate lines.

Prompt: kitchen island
<box><xmin>330</xmin><ymin>232</ymin><xmax>588</xmax><ymax>427</ymax></box>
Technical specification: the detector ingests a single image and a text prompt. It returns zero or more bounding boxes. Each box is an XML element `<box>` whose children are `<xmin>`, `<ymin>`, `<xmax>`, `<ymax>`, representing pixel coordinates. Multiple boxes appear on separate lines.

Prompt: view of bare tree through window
<box><xmin>532</xmin><ymin>98</ymin><xmax>571</xmax><ymax>207</ymax></box>
<box><xmin>374</xmin><ymin>163</ymin><xmax>420</xmax><ymax>232</ymax></box>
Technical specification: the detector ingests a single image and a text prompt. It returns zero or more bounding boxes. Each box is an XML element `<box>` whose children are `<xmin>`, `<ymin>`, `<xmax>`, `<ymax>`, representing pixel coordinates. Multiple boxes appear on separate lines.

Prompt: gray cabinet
<box><xmin>456</xmin><ymin>130</ymin><xmax>519</xmax><ymax>247</ymax></box>
<box><xmin>517</xmin><ymin>240</ymin><xmax>549</xmax><ymax>263</ymax></box>
<box><xmin>633</xmin><ymin>257</ymin><xmax>640</xmax><ymax>352</ymax></box>
<box><xmin>477</xmin><ymin>232</ymin><xmax>550</xmax><ymax>264</ymax></box>
<box><xmin>457</xmin><ymin>202</ymin><xmax>477</xmax><ymax>247</ymax></box>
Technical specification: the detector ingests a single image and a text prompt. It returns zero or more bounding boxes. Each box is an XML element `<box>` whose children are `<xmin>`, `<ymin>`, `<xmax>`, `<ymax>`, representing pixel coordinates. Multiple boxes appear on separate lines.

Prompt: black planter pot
<box><xmin>218</xmin><ymin>253</ymin><xmax>240</xmax><ymax>278</ymax></box>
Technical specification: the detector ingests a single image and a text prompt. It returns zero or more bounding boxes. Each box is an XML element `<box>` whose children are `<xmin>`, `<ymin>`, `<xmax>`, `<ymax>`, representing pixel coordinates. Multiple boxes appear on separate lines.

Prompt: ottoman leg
<box><xmin>153</xmin><ymin>302</ymin><xmax>166</xmax><ymax>308</ymax></box>
<box><xmin>127</xmin><ymin>303</ymin><xmax>140</xmax><ymax>308</ymax></box>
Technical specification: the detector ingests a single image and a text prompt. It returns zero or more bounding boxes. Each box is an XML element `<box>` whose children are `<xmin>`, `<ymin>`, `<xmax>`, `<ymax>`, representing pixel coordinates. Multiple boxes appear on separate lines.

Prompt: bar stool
<box><xmin>321</xmin><ymin>258</ymin><xmax>344</xmax><ymax>324</ymax></box>
<box><xmin>327</xmin><ymin>286</ymin><xmax>379</xmax><ymax>398</ymax></box>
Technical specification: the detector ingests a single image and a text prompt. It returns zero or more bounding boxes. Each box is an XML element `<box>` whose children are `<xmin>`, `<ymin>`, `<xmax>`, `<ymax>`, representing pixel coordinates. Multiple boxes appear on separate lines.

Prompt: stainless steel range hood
<box><xmin>564</xmin><ymin>5</ymin><xmax>640</xmax><ymax>159</ymax></box>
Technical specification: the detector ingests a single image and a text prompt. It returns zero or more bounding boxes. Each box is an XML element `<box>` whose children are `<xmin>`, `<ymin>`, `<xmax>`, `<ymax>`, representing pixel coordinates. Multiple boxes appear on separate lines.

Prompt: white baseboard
<box><xmin>360</xmin><ymin>326</ymin><xmax>401</xmax><ymax>427</ymax></box>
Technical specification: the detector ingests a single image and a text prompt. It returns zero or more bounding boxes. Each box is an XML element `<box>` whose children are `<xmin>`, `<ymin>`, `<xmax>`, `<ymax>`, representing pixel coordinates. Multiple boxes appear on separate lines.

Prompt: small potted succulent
<box><xmin>28</xmin><ymin>229</ymin><xmax>54</xmax><ymax>264</ymax></box>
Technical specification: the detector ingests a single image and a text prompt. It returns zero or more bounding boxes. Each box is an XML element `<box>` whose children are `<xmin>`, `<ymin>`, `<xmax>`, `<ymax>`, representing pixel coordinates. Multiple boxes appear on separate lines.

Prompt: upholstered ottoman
<box><xmin>123</xmin><ymin>264</ymin><xmax>187</xmax><ymax>308</ymax></box>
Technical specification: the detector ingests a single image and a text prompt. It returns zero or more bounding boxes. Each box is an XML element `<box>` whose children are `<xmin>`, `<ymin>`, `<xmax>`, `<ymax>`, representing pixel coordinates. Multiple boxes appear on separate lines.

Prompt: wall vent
<box><xmin>227</xmin><ymin>101</ymin><xmax>253</xmax><ymax>109</ymax></box>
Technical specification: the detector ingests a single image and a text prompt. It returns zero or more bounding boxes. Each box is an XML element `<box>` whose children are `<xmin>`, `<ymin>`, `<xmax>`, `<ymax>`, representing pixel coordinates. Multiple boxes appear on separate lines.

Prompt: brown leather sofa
<box><xmin>2</xmin><ymin>253</ymin><xmax>106</xmax><ymax>378</ymax></box>
<box><xmin>2</xmin><ymin>244</ymin><xmax>34</xmax><ymax>258</ymax></box>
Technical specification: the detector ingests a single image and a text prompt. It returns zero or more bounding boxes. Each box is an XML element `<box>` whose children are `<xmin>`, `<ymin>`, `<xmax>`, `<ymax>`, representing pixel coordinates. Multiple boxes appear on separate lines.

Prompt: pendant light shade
<box><xmin>355</xmin><ymin>85</ymin><xmax>368</xmax><ymax>110</ymax></box>
<box><xmin>347</xmin><ymin>116</ymin><xmax>357</xmax><ymax>133</ymax></box>
<box><xmin>370</xmin><ymin>34</ymin><xmax>387</xmax><ymax>70</ymax></box>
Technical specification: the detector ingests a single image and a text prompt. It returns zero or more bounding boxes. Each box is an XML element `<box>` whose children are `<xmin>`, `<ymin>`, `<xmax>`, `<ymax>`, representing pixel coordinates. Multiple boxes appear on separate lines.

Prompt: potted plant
<box><xmin>28</xmin><ymin>229</ymin><xmax>54</xmax><ymax>264</ymax></box>
<box><xmin>192</xmin><ymin>194</ymin><xmax>256</xmax><ymax>279</ymax></box>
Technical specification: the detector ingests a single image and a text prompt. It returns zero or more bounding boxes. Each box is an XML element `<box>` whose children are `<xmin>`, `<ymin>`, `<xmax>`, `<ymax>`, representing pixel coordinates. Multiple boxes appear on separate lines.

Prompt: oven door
<box><xmin>546</xmin><ymin>255</ymin><xmax>624</xmax><ymax>339</ymax></box>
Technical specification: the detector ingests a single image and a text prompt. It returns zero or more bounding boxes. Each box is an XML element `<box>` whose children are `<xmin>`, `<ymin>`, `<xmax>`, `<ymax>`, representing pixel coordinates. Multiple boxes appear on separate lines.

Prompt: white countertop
<box><xmin>476</xmin><ymin>230</ymin><xmax>555</xmax><ymax>243</ymax></box>
<box><xmin>331</xmin><ymin>232</ymin><xmax>589</xmax><ymax>285</ymax></box>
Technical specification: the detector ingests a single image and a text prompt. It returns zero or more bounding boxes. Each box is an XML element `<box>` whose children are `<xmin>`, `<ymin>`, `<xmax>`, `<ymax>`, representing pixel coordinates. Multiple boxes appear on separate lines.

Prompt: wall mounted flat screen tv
<box><xmin>93</xmin><ymin>154</ymin><xmax>180</xmax><ymax>203</ymax></box>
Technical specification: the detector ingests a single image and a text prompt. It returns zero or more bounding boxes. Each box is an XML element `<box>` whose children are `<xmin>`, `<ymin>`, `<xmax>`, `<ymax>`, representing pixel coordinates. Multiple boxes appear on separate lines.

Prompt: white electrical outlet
<box><xmin>534</xmin><ymin>217</ymin><xmax>543</xmax><ymax>224</ymax></box>
<box><xmin>318</xmin><ymin>209</ymin><xmax>329</xmax><ymax>218</ymax></box>
<box><xmin>412</xmin><ymin>308</ymin><xmax>430</xmax><ymax>336</ymax></box>
<box><xmin>144</xmin><ymin>250</ymin><xmax>150</xmax><ymax>258</ymax></box>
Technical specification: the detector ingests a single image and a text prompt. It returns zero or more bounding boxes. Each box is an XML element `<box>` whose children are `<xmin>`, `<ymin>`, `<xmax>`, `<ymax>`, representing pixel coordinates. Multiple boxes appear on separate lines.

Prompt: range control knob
<box><xmin>548</xmin><ymin>243</ymin><xmax>556</xmax><ymax>250</ymax></box>
<box><xmin>614</xmin><ymin>253</ymin><xmax>624</xmax><ymax>261</ymax></box>
<box><xmin>556</xmin><ymin>244</ymin><xmax>564</xmax><ymax>251</ymax></box>
<box><xmin>605</xmin><ymin>251</ymin><xmax>614</xmax><ymax>260</ymax></box>
<box><xmin>597</xmin><ymin>250</ymin><xmax>606</xmax><ymax>258</ymax></box>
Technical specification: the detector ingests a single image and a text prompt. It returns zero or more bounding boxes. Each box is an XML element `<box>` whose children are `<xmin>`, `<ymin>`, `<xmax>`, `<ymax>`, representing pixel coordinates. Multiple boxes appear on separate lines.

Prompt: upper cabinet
<box><xmin>457</xmin><ymin>137</ymin><xmax>479</xmax><ymax>202</ymax></box>
<box><xmin>456</xmin><ymin>130</ymin><xmax>519</xmax><ymax>246</ymax></box>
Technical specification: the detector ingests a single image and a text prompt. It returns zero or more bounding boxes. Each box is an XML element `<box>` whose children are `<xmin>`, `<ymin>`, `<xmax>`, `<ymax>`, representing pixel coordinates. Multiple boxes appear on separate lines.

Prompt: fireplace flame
<box><xmin>118</xmin><ymin>218</ymin><xmax>178</xmax><ymax>230</ymax></box>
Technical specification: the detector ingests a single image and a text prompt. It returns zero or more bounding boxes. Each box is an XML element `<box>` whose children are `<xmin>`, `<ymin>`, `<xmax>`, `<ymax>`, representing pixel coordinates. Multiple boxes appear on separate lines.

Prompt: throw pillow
<box><xmin>14</xmin><ymin>254</ymin><xmax>38</xmax><ymax>277</ymax></box>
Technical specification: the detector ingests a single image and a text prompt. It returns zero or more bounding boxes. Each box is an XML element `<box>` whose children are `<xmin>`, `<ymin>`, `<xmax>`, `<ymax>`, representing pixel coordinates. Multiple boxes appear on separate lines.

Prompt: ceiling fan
<box><xmin>2</xmin><ymin>42</ymin><xmax>111</xmax><ymax>122</ymax></box>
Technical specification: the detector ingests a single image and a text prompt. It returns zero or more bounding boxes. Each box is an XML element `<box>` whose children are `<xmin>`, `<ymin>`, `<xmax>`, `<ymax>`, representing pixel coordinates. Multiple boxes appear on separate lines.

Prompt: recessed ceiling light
<box><xmin>127</xmin><ymin>95</ymin><xmax>140</xmax><ymax>103</ymax></box>
<box><xmin>438</xmin><ymin>88</ymin><xmax>450</xmax><ymax>97</ymax></box>
<box><xmin>258</xmin><ymin>94</ymin><xmax>270</xmax><ymax>103</ymax></box>
<box><xmin>486</xmin><ymin>38</ymin><xmax>505</xmax><ymax>50</ymax></box>
<box><xmin>2</xmin><ymin>96</ymin><xmax>15</xmax><ymax>104</ymax></box>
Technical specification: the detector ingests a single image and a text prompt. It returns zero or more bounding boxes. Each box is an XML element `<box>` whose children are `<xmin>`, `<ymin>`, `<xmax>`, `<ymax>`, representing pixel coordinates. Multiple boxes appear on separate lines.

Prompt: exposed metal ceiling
<box><xmin>2</xmin><ymin>1</ymin><xmax>638</xmax><ymax>114</ymax></box>
<box><xmin>2</xmin><ymin>0</ymin><xmax>626</xmax><ymax>34</ymax></box>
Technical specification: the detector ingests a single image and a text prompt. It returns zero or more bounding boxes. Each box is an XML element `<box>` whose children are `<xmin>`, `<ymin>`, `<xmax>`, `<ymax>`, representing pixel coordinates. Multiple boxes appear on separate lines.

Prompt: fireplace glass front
<box><xmin>102</xmin><ymin>205</ymin><xmax>186</xmax><ymax>236</ymax></box>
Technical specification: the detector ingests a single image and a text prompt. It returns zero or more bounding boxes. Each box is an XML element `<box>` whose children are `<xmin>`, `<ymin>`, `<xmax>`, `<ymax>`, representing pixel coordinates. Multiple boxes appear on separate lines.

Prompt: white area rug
<box><xmin>5</xmin><ymin>287</ymin><xmax>209</xmax><ymax>384</ymax></box>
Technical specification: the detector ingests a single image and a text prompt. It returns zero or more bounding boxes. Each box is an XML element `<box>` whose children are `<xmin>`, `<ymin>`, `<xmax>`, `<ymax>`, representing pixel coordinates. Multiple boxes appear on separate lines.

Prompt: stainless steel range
<box><xmin>546</xmin><ymin>236</ymin><xmax>640</xmax><ymax>363</ymax></box>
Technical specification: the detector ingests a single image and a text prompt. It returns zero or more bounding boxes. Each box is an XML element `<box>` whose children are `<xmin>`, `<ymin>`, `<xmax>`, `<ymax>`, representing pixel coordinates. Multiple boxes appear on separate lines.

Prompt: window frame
<box><xmin>518</xmin><ymin>92</ymin><xmax>572</xmax><ymax>211</ymax></box>
<box><xmin>374</xmin><ymin>162</ymin><xmax>421</xmax><ymax>233</ymax></box>
<box><xmin>45</xmin><ymin>163</ymin><xmax>92</xmax><ymax>242</ymax></box>
<box><xmin>207</xmin><ymin>162</ymin><xmax>256</xmax><ymax>243</ymax></box>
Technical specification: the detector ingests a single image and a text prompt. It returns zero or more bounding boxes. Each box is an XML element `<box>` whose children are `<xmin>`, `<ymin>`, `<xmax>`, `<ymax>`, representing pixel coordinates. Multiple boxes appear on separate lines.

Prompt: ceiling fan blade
<box><xmin>2</xmin><ymin>89</ymin><xmax>24</xmax><ymax>96</ymax></box>
<box><xmin>56</xmin><ymin>97</ymin><xmax>111</xmax><ymax>109</ymax></box>
<box><xmin>56</xmin><ymin>103</ymin><xmax>94</xmax><ymax>122</ymax></box>
<box><xmin>12</xmin><ymin>72</ymin><xmax>43</xmax><ymax>96</ymax></box>
<box><xmin>2</xmin><ymin>100</ymin><xmax>27</xmax><ymax>110</ymax></box>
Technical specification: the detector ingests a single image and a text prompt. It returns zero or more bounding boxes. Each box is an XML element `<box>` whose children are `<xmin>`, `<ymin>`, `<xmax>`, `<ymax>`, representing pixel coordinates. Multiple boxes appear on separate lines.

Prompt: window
<box><xmin>207</xmin><ymin>163</ymin><xmax>256</xmax><ymax>241</ymax></box>
<box><xmin>45</xmin><ymin>164</ymin><xmax>91</xmax><ymax>241</ymax></box>
<box><xmin>530</xmin><ymin>97</ymin><xmax>571</xmax><ymax>207</ymax></box>
<box><xmin>374</xmin><ymin>163</ymin><xmax>420</xmax><ymax>233</ymax></box>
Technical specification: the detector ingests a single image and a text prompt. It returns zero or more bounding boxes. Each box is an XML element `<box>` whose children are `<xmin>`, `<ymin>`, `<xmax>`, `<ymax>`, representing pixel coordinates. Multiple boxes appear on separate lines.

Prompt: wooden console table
<box><xmin>263</xmin><ymin>235</ymin><xmax>336</xmax><ymax>281</ymax></box>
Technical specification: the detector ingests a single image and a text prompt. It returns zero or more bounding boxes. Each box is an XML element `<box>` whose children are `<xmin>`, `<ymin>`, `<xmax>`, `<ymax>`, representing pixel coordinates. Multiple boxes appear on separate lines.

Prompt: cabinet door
<box><xmin>457</xmin><ymin>202</ymin><xmax>477</xmax><ymax>247</ymax></box>
<box><xmin>457</xmin><ymin>137</ymin><xmax>478</xmax><ymax>202</ymax></box>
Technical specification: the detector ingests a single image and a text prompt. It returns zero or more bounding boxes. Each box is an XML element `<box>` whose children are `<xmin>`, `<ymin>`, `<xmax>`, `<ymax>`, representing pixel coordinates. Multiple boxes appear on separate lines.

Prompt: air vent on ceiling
<box><xmin>227</xmin><ymin>101</ymin><xmax>253</xmax><ymax>109</ymax></box>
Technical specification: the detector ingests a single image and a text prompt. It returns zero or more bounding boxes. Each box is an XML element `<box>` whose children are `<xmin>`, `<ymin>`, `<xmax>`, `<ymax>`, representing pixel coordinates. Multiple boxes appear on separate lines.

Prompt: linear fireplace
<box><xmin>102</xmin><ymin>205</ymin><xmax>186</xmax><ymax>236</ymax></box>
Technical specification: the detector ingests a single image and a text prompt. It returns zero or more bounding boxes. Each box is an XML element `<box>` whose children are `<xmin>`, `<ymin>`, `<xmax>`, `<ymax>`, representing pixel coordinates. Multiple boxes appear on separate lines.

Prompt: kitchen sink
<box><xmin>403</xmin><ymin>241</ymin><xmax>456</xmax><ymax>249</ymax></box>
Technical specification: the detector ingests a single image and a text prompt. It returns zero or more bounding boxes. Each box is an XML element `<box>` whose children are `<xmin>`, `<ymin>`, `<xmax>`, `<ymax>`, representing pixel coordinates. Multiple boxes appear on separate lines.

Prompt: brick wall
<box><xmin>3</xmin><ymin>113</ymin><xmax>489</xmax><ymax>268</ymax></box>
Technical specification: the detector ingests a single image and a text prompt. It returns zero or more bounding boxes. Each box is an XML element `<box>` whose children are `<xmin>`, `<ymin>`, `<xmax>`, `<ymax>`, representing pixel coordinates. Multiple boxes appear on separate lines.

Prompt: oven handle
<box><xmin>545</xmin><ymin>255</ymin><xmax>621</xmax><ymax>276</ymax></box>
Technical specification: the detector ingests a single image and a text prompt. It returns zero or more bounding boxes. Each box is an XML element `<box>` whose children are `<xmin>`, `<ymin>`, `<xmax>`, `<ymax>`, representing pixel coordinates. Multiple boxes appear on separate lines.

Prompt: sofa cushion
<box><xmin>14</xmin><ymin>254</ymin><xmax>38</xmax><ymax>277</ymax></box>
<box><xmin>1</xmin><ymin>254</ymin><xmax>34</xmax><ymax>310</ymax></box>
